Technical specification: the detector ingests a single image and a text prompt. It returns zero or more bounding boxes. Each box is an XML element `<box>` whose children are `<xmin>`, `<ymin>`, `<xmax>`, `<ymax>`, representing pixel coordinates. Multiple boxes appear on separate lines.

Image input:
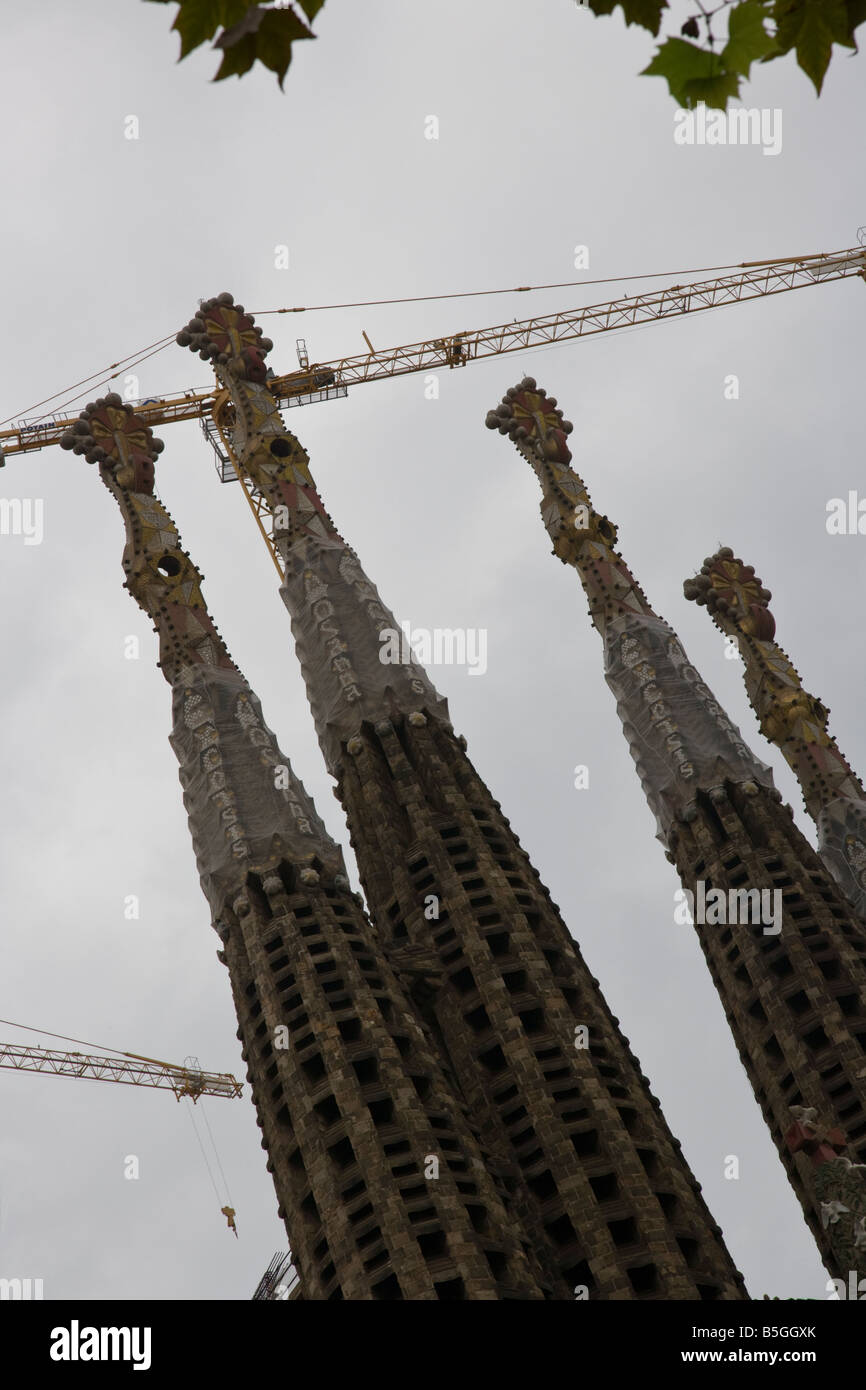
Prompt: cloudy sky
<box><xmin>0</xmin><ymin>0</ymin><xmax>863</xmax><ymax>1301</ymax></box>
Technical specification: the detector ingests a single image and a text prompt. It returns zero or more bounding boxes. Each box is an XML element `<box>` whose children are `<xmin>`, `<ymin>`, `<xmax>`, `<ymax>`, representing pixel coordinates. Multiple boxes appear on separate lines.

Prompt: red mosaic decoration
<box><xmin>163</xmin><ymin>602</ymin><xmax>235</xmax><ymax>672</ymax></box>
<box><xmin>485</xmin><ymin>377</ymin><xmax>573</xmax><ymax>463</ymax></box>
<box><xmin>686</xmin><ymin>549</ymin><xmax>776</xmax><ymax>642</ymax></box>
<box><xmin>177</xmin><ymin>293</ymin><xmax>273</xmax><ymax>384</ymax></box>
<box><xmin>60</xmin><ymin>395</ymin><xmax>163</xmax><ymax>493</ymax></box>
<box><xmin>785</xmin><ymin>1119</ymin><xmax>848</xmax><ymax>1168</ymax></box>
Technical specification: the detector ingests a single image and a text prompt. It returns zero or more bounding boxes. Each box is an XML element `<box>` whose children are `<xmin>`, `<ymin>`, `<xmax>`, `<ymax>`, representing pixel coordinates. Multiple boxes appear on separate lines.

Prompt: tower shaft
<box><xmin>181</xmin><ymin>296</ymin><xmax>750</xmax><ymax>1299</ymax></box>
<box><xmin>69</xmin><ymin>393</ymin><xmax>546</xmax><ymax>1300</ymax></box>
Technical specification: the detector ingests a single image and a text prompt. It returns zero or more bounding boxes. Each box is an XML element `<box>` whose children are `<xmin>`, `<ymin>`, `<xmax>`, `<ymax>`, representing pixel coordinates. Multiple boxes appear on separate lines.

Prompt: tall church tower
<box><xmin>176</xmin><ymin>294</ymin><xmax>749</xmax><ymax>1300</ymax></box>
<box><xmin>684</xmin><ymin>547</ymin><xmax>866</xmax><ymax>924</ymax></box>
<box><xmin>61</xmin><ymin>394</ymin><xmax>550</xmax><ymax>1301</ymax></box>
<box><xmin>487</xmin><ymin>378</ymin><xmax>866</xmax><ymax>1281</ymax></box>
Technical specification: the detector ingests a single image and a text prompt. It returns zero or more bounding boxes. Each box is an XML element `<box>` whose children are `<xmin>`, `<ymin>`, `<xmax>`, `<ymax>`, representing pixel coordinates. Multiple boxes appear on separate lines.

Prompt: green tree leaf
<box><xmin>846</xmin><ymin>0</ymin><xmax>866</xmax><ymax>37</ymax></box>
<box><xmin>213</xmin><ymin>30</ymin><xmax>258</xmax><ymax>80</ymax></box>
<box><xmin>586</xmin><ymin>1</ymin><xmax>668</xmax><ymax>38</ymax></box>
<box><xmin>642</xmin><ymin>36</ymin><xmax>740</xmax><ymax>107</ymax></box>
<box><xmin>253</xmin><ymin>8</ymin><xmax>316</xmax><ymax>88</ymax></box>
<box><xmin>680</xmin><ymin>69</ymin><xmax>743</xmax><ymax>107</ymax></box>
<box><xmin>144</xmin><ymin>0</ymin><xmax>250</xmax><ymax>59</ymax></box>
<box><xmin>173</xmin><ymin>0</ymin><xmax>224</xmax><ymax>58</ymax></box>
<box><xmin>149</xmin><ymin>1</ymin><xmax>320</xmax><ymax>83</ymax></box>
<box><xmin>772</xmin><ymin>0</ymin><xmax>850</xmax><ymax>92</ymax></box>
<box><xmin>722</xmin><ymin>1</ymin><xmax>778</xmax><ymax>78</ymax></box>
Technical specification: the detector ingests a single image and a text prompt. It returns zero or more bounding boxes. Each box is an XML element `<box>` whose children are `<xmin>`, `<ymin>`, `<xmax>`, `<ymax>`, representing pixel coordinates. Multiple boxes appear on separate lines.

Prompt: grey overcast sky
<box><xmin>0</xmin><ymin>0</ymin><xmax>864</xmax><ymax>1301</ymax></box>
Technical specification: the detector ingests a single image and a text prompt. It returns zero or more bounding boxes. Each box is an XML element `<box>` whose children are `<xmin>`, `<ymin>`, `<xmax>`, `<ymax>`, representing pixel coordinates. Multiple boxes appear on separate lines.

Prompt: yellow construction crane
<box><xmin>0</xmin><ymin>1039</ymin><xmax>242</xmax><ymax>1101</ymax></box>
<box><xmin>1</xmin><ymin>1024</ymin><xmax>244</xmax><ymax>1232</ymax></box>
<box><xmin>1</xmin><ymin>242</ymin><xmax>863</xmax><ymax>577</ymax></box>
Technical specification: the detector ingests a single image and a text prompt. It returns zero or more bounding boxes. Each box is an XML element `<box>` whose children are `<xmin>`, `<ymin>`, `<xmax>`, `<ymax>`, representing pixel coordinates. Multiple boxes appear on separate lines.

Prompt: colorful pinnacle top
<box><xmin>683</xmin><ymin>550</ymin><xmax>778</xmax><ymax>642</ymax></box>
<box><xmin>684</xmin><ymin>547</ymin><xmax>866</xmax><ymax>919</ymax></box>
<box><xmin>177</xmin><ymin>293</ymin><xmax>342</xmax><ymax>550</ymax></box>
<box><xmin>177</xmin><ymin>292</ymin><xmax>274</xmax><ymax>383</ymax></box>
<box><xmin>60</xmin><ymin>390</ymin><xmax>163</xmax><ymax>491</ymax></box>
<box><xmin>485</xmin><ymin>377</ymin><xmax>654</xmax><ymax>630</ymax></box>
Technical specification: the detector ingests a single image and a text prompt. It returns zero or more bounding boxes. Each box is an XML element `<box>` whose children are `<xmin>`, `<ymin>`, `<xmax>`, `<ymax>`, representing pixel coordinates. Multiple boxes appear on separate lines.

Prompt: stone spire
<box><xmin>485</xmin><ymin>377</ymin><xmax>776</xmax><ymax>844</ymax></box>
<box><xmin>61</xmin><ymin>393</ymin><xmax>549</xmax><ymax>1301</ymax></box>
<box><xmin>488</xmin><ymin>377</ymin><xmax>866</xmax><ymax>1284</ymax></box>
<box><xmin>178</xmin><ymin>294</ymin><xmax>449</xmax><ymax>772</ymax></box>
<box><xmin>684</xmin><ymin>548</ymin><xmax>866</xmax><ymax>922</ymax></box>
<box><xmin>175</xmin><ymin>300</ymin><xmax>752</xmax><ymax>1301</ymax></box>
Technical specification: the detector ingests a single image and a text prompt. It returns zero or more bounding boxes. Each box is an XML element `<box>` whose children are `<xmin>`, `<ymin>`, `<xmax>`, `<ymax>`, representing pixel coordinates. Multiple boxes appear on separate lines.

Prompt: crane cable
<box><xmin>200</xmin><ymin>1098</ymin><xmax>234</xmax><ymax>1206</ymax></box>
<box><xmin>16</xmin><ymin>340</ymin><xmax>179</xmax><ymax>430</ymax></box>
<box><xmin>0</xmin><ymin>335</ymin><xmax>177</xmax><ymax>428</ymax></box>
<box><xmin>0</xmin><ymin>1015</ymin><xmax>162</xmax><ymax>1061</ymax></box>
<box><xmin>247</xmin><ymin>258</ymin><xmax>781</xmax><ymax>317</ymax></box>
<box><xmin>184</xmin><ymin>1097</ymin><xmax>223</xmax><ymax>1206</ymax></box>
<box><xmin>183</xmin><ymin>1093</ymin><xmax>237</xmax><ymax>1235</ymax></box>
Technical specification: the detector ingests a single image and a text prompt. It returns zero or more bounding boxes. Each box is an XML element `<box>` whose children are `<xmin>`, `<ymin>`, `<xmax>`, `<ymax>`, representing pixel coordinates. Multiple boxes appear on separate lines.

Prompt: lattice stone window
<box><xmin>371</xmin><ymin>1274</ymin><xmax>403</xmax><ymax>1300</ymax></box>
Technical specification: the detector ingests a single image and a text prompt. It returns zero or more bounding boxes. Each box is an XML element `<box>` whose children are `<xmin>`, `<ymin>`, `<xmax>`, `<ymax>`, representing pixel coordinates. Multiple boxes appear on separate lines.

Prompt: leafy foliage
<box><xmin>146</xmin><ymin>1</ymin><xmax>865</xmax><ymax>103</ymax></box>
<box><xmin>583</xmin><ymin>0</ymin><xmax>865</xmax><ymax>107</ymax></box>
<box><xmin>145</xmin><ymin>0</ymin><xmax>319</xmax><ymax>87</ymax></box>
